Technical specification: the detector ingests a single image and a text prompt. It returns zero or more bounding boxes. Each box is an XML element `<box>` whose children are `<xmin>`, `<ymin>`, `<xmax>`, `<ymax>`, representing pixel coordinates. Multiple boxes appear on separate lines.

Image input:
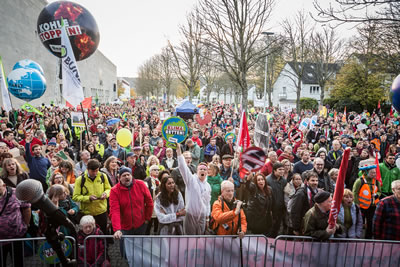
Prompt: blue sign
<box><xmin>7</xmin><ymin>68</ymin><xmax>46</xmax><ymax>101</ymax></box>
<box><xmin>224</xmin><ymin>132</ymin><xmax>237</xmax><ymax>143</ymax></box>
<box><xmin>38</xmin><ymin>239</ymin><xmax>73</xmax><ymax>264</ymax></box>
<box><xmin>161</xmin><ymin>116</ymin><xmax>188</xmax><ymax>144</ymax></box>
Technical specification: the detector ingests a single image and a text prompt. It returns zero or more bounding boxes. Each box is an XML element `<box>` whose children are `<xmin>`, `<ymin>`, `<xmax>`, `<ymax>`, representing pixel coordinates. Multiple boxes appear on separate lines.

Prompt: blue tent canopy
<box><xmin>175</xmin><ymin>100</ymin><xmax>199</xmax><ymax>114</ymax></box>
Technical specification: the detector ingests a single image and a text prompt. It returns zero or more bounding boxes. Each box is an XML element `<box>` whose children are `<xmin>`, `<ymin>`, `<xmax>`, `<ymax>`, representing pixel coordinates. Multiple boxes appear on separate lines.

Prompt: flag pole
<box><xmin>80</xmin><ymin>103</ymin><xmax>90</xmax><ymax>143</ymax></box>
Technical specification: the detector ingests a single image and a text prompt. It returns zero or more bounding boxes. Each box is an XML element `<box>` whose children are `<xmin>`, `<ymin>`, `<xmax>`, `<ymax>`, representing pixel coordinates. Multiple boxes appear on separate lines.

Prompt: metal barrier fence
<box><xmin>83</xmin><ymin>235</ymin><xmax>269</xmax><ymax>267</ymax></box>
<box><xmin>1</xmin><ymin>235</ymin><xmax>400</xmax><ymax>266</ymax></box>
<box><xmin>272</xmin><ymin>235</ymin><xmax>400</xmax><ymax>267</ymax></box>
<box><xmin>0</xmin><ymin>236</ymin><xmax>76</xmax><ymax>267</ymax></box>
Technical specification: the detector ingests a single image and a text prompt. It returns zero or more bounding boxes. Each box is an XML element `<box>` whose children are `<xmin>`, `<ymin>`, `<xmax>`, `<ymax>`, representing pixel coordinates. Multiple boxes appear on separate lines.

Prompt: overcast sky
<box><xmin>48</xmin><ymin>0</ymin><xmax>356</xmax><ymax>77</ymax></box>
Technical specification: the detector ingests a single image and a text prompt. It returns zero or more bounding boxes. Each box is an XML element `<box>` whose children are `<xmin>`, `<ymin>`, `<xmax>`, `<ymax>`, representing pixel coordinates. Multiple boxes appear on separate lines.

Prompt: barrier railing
<box><xmin>0</xmin><ymin>236</ymin><xmax>76</xmax><ymax>267</ymax></box>
<box><xmin>83</xmin><ymin>235</ymin><xmax>269</xmax><ymax>267</ymax></box>
<box><xmin>272</xmin><ymin>235</ymin><xmax>400</xmax><ymax>267</ymax></box>
<box><xmin>1</xmin><ymin>234</ymin><xmax>399</xmax><ymax>267</ymax></box>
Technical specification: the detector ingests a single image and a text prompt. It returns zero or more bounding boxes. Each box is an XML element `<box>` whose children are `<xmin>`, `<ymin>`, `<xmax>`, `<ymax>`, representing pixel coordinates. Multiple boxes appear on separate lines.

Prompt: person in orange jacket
<box><xmin>211</xmin><ymin>180</ymin><xmax>247</xmax><ymax>238</ymax></box>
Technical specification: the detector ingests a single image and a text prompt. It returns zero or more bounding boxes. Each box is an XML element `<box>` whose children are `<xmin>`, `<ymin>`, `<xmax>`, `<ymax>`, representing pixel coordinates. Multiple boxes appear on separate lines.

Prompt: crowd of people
<box><xmin>0</xmin><ymin>100</ymin><xmax>400</xmax><ymax>266</ymax></box>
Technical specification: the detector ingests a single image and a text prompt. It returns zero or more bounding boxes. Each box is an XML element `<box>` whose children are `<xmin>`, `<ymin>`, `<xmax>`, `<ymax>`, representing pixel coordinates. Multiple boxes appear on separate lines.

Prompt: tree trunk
<box><xmin>224</xmin><ymin>89</ymin><xmax>227</xmax><ymax>104</ymax></box>
<box><xmin>188</xmin><ymin>85</ymin><xmax>193</xmax><ymax>101</ymax></box>
<box><xmin>296</xmin><ymin>81</ymin><xmax>301</xmax><ymax>114</ymax></box>
<box><xmin>268</xmin><ymin>87</ymin><xmax>272</xmax><ymax>107</ymax></box>
<box><xmin>320</xmin><ymin>85</ymin><xmax>325</xmax><ymax>105</ymax></box>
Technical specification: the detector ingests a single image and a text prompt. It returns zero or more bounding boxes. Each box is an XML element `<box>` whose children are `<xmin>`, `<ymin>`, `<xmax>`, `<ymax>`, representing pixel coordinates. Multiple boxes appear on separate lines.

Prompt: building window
<box><xmin>310</xmin><ymin>86</ymin><xmax>320</xmax><ymax>94</ymax></box>
<box><xmin>282</xmin><ymin>87</ymin><xmax>286</xmax><ymax>93</ymax></box>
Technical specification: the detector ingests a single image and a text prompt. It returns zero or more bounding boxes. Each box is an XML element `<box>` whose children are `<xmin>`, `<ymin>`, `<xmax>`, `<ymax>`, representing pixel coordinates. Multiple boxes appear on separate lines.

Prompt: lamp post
<box><xmin>261</xmin><ymin>31</ymin><xmax>274</xmax><ymax>113</ymax></box>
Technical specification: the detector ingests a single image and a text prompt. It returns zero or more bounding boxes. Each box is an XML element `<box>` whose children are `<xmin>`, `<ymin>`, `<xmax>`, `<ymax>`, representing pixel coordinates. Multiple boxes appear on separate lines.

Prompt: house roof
<box><xmin>287</xmin><ymin>62</ymin><xmax>341</xmax><ymax>85</ymax></box>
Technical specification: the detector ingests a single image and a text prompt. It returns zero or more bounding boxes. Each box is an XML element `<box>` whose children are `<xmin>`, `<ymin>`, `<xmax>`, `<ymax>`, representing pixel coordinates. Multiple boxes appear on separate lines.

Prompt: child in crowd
<box><xmin>77</xmin><ymin>215</ymin><xmax>108</xmax><ymax>267</ymax></box>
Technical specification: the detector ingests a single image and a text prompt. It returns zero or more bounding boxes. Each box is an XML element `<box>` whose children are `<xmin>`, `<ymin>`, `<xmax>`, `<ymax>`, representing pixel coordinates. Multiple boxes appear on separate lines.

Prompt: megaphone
<box><xmin>360</xmin><ymin>116</ymin><xmax>367</xmax><ymax>124</ymax></box>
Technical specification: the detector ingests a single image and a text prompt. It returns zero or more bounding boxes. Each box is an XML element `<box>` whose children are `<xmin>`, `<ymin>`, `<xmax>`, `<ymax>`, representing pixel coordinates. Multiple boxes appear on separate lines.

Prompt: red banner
<box><xmin>328</xmin><ymin>147</ymin><xmax>350</xmax><ymax>228</ymax></box>
<box><xmin>66</xmin><ymin>96</ymin><xmax>92</xmax><ymax>109</ymax></box>
<box><xmin>238</xmin><ymin>111</ymin><xmax>250</xmax><ymax>152</ymax></box>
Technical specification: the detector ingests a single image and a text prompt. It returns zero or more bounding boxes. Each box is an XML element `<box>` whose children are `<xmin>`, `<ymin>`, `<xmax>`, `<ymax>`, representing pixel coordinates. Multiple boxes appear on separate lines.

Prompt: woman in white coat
<box><xmin>154</xmin><ymin>176</ymin><xmax>186</xmax><ymax>235</ymax></box>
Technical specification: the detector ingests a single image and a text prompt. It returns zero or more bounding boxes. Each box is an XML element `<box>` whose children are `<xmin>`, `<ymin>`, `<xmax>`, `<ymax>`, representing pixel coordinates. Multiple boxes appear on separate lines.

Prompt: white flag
<box><xmin>60</xmin><ymin>18</ymin><xmax>84</xmax><ymax>107</ymax></box>
<box><xmin>0</xmin><ymin>57</ymin><xmax>12</xmax><ymax>112</ymax></box>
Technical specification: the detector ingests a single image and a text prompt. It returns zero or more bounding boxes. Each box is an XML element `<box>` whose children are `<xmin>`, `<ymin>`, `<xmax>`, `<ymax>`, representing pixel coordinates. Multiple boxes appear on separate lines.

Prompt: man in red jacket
<box><xmin>110</xmin><ymin>167</ymin><xmax>154</xmax><ymax>239</ymax></box>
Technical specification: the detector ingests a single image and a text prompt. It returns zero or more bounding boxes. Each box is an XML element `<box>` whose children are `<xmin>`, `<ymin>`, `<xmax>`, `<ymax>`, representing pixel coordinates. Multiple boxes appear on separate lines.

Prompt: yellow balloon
<box><xmin>116</xmin><ymin>128</ymin><xmax>132</xmax><ymax>147</ymax></box>
<box><xmin>250</xmin><ymin>107</ymin><xmax>255</xmax><ymax>113</ymax></box>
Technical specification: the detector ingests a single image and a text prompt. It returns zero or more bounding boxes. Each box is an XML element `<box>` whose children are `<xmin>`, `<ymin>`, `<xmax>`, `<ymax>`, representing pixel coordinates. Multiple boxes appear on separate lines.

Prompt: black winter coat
<box><xmin>245</xmin><ymin>181</ymin><xmax>273</xmax><ymax>235</ymax></box>
<box><xmin>289</xmin><ymin>186</ymin><xmax>316</xmax><ymax>232</ymax></box>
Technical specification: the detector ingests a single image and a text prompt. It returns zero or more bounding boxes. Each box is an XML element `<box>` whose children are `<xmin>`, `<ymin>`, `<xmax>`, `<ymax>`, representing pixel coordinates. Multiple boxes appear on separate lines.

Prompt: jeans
<box><xmin>120</xmin><ymin>224</ymin><xmax>147</xmax><ymax>257</ymax></box>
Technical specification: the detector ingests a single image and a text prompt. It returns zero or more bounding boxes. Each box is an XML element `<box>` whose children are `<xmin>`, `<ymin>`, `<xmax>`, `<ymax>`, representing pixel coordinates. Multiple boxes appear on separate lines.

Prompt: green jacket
<box><xmin>379</xmin><ymin>162</ymin><xmax>400</xmax><ymax>194</ymax></box>
<box><xmin>72</xmin><ymin>170</ymin><xmax>111</xmax><ymax>216</ymax></box>
<box><xmin>207</xmin><ymin>174</ymin><xmax>223</xmax><ymax>208</ymax></box>
<box><xmin>303</xmin><ymin>205</ymin><xmax>344</xmax><ymax>241</ymax></box>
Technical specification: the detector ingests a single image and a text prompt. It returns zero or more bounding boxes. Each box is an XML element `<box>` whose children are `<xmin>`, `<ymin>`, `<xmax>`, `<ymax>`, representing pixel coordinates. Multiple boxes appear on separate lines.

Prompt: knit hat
<box><xmin>358</xmin><ymin>159</ymin><xmax>376</xmax><ymax>171</ymax></box>
<box><xmin>119</xmin><ymin>167</ymin><xmax>132</xmax><ymax>176</ymax></box>
<box><xmin>48</xmin><ymin>137</ymin><xmax>57</xmax><ymax>146</ymax></box>
<box><xmin>314</xmin><ymin>191</ymin><xmax>331</xmax><ymax>204</ymax></box>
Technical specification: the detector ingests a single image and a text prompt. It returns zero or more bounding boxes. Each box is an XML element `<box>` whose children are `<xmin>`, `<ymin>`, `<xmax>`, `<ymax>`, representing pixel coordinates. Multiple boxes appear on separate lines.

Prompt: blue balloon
<box><xmin>13</xmin><ymin>59</ymin><xmax>44</xmax><ymax>76</ymax></box>
<box><xmin>392</xmin><ymin>74</ymin><xmax>400</xmax><ymax>113</ymax></box>
<box><xmin>7</xmin><ymin>68</ymin><xmax>47</xmax><ymax>101</ymax></box>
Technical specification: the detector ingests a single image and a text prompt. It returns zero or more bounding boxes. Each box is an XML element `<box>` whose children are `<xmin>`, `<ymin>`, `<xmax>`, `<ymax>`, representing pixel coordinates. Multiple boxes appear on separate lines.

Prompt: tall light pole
<box><xmin>262</xmin><ymin>31</ymin><xmax>274</xmax><ymax>113</ymax></box>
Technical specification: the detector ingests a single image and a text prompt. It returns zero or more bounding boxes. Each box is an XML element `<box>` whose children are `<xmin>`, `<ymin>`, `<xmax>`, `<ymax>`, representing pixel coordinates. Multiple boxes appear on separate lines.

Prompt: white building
<box><xmin>0</xmin><ymin>0</ymin><xmax>117</xmax><ymax>107</ymax></box>
<box><xmin>199</xmin><ymin>85</ymin><xmax>258</xmax><ymax>105</ymax></box>
<box><xmin>272</xmin><ymin>62</ymin><xmax>340</xmax><ymax>109</ymax></box>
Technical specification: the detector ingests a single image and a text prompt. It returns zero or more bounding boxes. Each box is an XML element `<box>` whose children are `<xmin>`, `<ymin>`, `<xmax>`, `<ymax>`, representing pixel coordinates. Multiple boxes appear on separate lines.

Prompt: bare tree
<box><xmin>310</xmin><ymin>27</ymin><xmax>344</xmax><ymax>103</ymax></box>
<box><xmin>168</xmin><ymin>11</ymin><xmax>205</xmax><ymax>101</ymax></box>
<box><xmin>158</xmin><ymin>46</ymin><xmax>174</xmax><ymax>105</ymax></box>
<box><xmin>313</xmin><ymin>0</ymin><xmax>400</xmax><ymax>25</ymax></box>
<box><xmin>281</xmin><ymin>11</ymin><xmax>313</xmax><ymax>112</ymax></box>
<box><xmin>249</xmin><ymin>38</ymin><xmax>285</xmax><ymax>106</ymax></box>
<box><xmin>198</xmin><ymin>0</ymin><xmax>275</xmax><ymax>110</ymax></box>
<box><xmin>136</xmin><ymin>56</ymin><xmax>161</xmax><ymax>100</ymax></box>
<box><xmin>202</xmin><ymin>45</ymin><xmax>223</xmax><ymax>103</ymax></box>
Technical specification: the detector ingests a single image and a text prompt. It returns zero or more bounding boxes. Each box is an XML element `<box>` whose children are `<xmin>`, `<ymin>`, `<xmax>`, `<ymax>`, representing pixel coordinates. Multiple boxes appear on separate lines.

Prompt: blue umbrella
<box><xmin>107</xmin><ymin>118</ymin><xmax>120</xmax><ymax>126</ymax></box>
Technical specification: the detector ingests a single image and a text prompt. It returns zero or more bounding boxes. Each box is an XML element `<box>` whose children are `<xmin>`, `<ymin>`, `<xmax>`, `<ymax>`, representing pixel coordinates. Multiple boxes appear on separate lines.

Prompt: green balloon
<box><xmin>395</xmin><ymin>113</ymin><xmax>399</xmax><ymax>118</ymax></box>
<box><xmin>366</xmin><ymin>120</ymin><xmax>371</xmax><ymax>125</ymax></box>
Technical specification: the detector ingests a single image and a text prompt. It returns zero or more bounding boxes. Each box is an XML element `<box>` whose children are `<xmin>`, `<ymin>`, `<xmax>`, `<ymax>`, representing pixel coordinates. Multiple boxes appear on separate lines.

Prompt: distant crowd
<box><xmin>0</xmin><ymin>100</ymin><xmax>399</xmax><ymax>266</ymax></box>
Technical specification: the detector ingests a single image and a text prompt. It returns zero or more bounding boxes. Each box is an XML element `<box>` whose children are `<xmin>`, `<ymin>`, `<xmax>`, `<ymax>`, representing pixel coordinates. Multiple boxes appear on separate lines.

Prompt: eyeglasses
<box><xmin>152</xmin><ymin>169</ymin><xmax>160</xmax><ymax>171</ymax></box>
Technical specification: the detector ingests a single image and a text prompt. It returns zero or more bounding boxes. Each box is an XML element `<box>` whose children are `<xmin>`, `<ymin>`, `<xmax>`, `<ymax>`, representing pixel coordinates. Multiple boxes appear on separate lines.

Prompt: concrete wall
<box><xmin>0</xmin><ymin>0</ymin><xmax>117</xmax><ymax>107</ymax></box>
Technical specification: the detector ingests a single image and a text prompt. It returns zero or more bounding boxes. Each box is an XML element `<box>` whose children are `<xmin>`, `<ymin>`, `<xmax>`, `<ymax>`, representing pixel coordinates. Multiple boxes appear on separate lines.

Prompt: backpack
<box><xmin>80</xmin><ymin>172</ymin><xmax>107</xmax><ymax>195</ymax></box>
<box><xmin>208</xmin><ymin>197</ymin><xmax>225</xmax><ymax>234</ymax></box>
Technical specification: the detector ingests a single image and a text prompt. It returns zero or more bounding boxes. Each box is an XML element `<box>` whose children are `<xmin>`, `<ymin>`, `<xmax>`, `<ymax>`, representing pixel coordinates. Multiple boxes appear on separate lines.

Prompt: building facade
<box><xmin>272</xmin><ymin>62</ymin><xmax>340</xmax><ymax>109</ymax></box>
<box><xmin>0</xmin><ymin>0</ymin><xmax>117</xmax><ymax>107</ymax></box>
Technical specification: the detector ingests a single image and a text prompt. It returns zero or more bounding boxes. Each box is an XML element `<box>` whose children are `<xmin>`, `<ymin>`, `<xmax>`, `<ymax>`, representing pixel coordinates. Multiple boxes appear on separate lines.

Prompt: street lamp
<box><xmin>261</xmin><ymin>31</ymin><xmax>274</xmax><ymax>113</ymax></box>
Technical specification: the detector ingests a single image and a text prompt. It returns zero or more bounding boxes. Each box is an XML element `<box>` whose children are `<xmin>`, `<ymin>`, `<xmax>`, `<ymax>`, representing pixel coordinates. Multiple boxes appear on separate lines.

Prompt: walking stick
<box><xmin>238</xmin><ymin>207</ymin><xmax>244</xmax><ymax>267</ymax></box>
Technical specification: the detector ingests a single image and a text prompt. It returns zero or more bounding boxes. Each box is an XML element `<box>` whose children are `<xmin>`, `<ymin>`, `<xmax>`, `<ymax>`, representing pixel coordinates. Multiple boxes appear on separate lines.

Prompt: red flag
<box><xmin>342</xmin><ymin>107</ymin><xmax>347</xmax><ymax>123</ymax></box>
<box><xmin>328</xmin><ymin>147</ymin><xmax>350</xmax><ymax>228</ymax></box>
<box><xmin>378</xmin><ymin>100</ymin><xmax>381</xmax><ymax>110</ymax></box>
<box><xmin>390</xmin><ymin>106</ymin><xmax>393</xmax><ymax>118</ymax></box>
<box><xmin>237</xmin><ymin>111</ymin><xmax>250</xmax><ymax>152</ymax></box>
<box><xmin>66</xmin><ymin>97</ymin><xmax>92</xmax><ymax>109</ymax></box>
<box><xmin>375</xmin><ymin>153</ymin><xmax>382</xmax><ymax>186</ymax></box>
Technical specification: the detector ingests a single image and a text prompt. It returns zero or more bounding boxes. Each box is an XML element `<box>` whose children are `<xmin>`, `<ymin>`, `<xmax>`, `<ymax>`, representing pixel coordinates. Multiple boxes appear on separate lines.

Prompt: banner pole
<box><xmin>80</xmin><ymin>103</ymin><xmax>90</xmax><ymax>143</ymax></box>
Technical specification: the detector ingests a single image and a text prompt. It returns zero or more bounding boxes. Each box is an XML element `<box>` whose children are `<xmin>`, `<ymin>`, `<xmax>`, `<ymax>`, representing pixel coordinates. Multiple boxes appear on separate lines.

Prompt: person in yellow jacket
<box><xmin>72</xmin><ymin>159</ymin><xmax>111</xmax><ymax>235</ymax></box>
<box><xmin>352</xmin><ymin>159</ymin><xmax>381</xmax><ymax>239</ymax></box>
